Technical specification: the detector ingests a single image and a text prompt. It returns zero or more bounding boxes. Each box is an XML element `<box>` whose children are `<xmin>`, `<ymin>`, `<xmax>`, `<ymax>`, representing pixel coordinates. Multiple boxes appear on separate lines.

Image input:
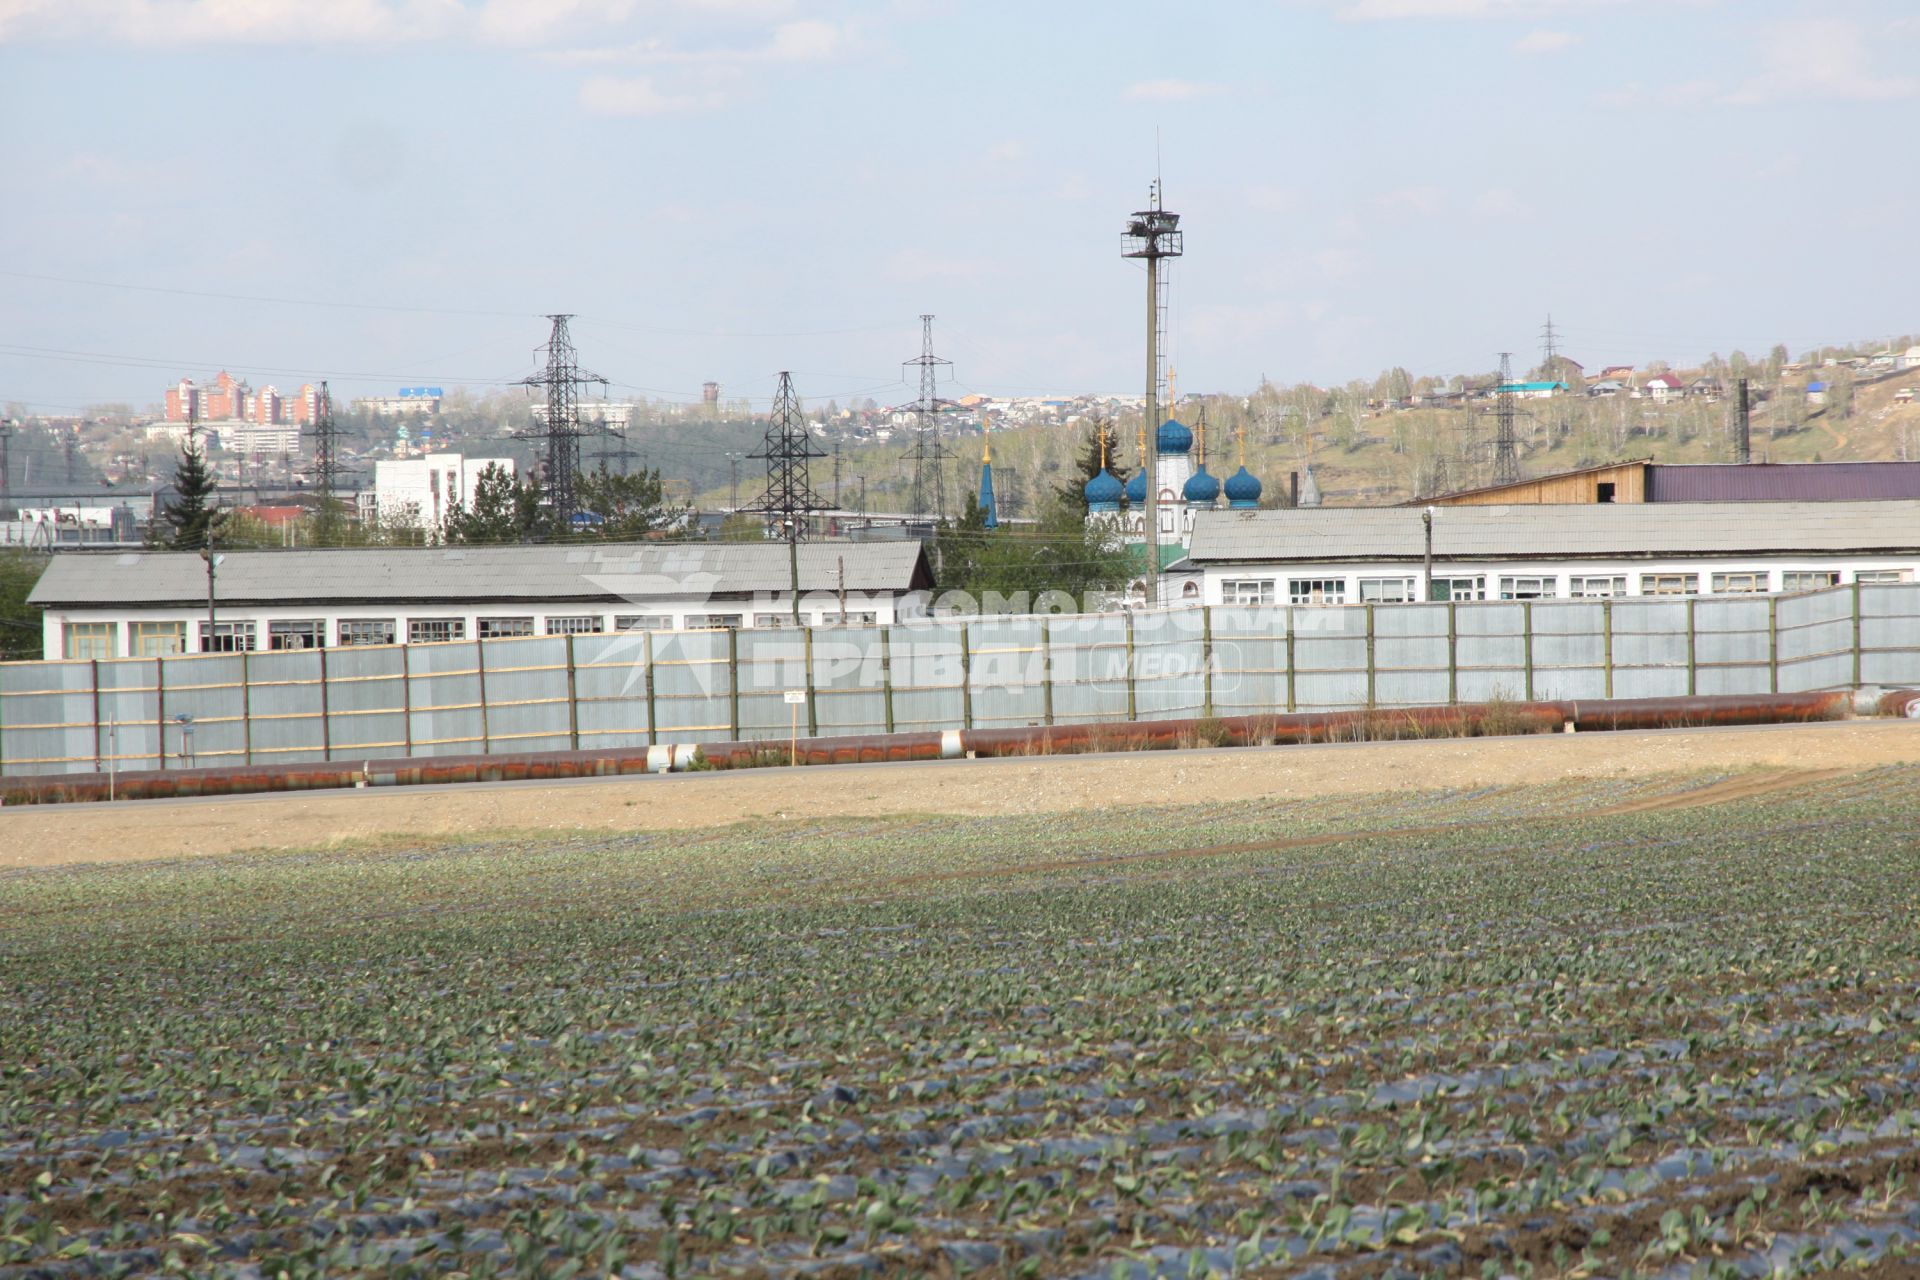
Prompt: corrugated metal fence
<box><xmin>4</xmin><ymin>583</ymin><xmax>1917</xmax><ymax>776</ymax></box>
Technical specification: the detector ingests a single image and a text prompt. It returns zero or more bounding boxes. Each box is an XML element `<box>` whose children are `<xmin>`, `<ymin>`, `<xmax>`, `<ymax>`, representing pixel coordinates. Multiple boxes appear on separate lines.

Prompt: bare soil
<box><xmin>4</xmin><ymin>719</ymin><xmax>1918</xmax><ymax>870</ymax></box>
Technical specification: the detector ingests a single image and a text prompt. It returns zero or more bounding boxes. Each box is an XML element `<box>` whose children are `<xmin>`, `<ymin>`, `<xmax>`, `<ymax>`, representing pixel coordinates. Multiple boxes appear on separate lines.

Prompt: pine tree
<box><xmin>160</xmin><ymin>436</ymin><xmax>225</xmax><ymax>550</ymax></box>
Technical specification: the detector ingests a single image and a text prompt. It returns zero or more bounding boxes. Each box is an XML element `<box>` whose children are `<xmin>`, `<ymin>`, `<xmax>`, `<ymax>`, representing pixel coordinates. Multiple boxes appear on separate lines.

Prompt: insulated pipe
<box><xmin>1878</xmin><ymin>689</ymin><xmax>1920</xmax><ymax>719</ymax></box>
<box><xmin>0</xmin><ymin>692</ymin><xmax>1856</xmax><ymax>806</ymax></box>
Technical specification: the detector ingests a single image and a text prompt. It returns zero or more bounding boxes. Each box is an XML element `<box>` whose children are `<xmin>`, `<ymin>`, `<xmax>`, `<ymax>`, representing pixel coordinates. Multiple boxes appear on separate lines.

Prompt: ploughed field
<box><xmin>6</xmin><ymin>767</ymin><xmax>1920</xmax><ymax>1278</ymax></box>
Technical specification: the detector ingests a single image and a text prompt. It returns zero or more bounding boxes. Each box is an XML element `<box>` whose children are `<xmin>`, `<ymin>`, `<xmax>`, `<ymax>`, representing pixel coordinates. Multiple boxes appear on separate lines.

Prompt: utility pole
<box><xmin>727</xmin><ymin>452</ymin><xmax>742</xmax><ymax>511</ymax></box>
<box><xmin>832</xmin><ymin>439</ymin><xmax>843</xmax><ymax>508</ymax></box>
<box><xmin>0</xmin><ymin>418</ymin><xmax>13</xmax><ymax>508</ymax></box>
<box><xmin>1124</xmin><ymin>180</ymin><xmax>1183</xmax><ymax>594</ymax></box>
<box><xmin>746</xmin><ymin>372</ymin><xmax>826</xmax><ymax>624</ymax></box>
<box><xmin>516</xmin><ymin>315</ymin><xmax>607</xmax><ymax>531</ymax></box>
<box><xmin>62</xmin><ymin>427</ymin><xmax>79</xmax><ymax>484</ymax></box>
<box><xmin>902</xmin><ymin>315</ymin><xmax>956</xmax><ymax>522</ymax></box>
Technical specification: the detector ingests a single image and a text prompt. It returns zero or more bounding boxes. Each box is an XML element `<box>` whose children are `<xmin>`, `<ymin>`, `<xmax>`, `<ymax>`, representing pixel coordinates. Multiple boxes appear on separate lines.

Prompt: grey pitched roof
<box><xmin>28</xmin><ymin>540</ymin><xmax>933</xmax><ymax>608</ymax></box>
<box><xmin>1187</xmin><ymin>501</ymin><xmax>1920</xmax><ymax>564</ymax></box>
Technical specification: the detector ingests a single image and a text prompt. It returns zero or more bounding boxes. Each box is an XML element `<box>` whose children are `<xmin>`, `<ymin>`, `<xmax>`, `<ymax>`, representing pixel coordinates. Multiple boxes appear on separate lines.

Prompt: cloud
<box><xmin>1123</xmin><ymin>78</ymin><xmax>1226</xmax><ymax>103</ymax></box>
<box><xmin>1594</xmin><ymin>78</ymin><xmax>1717</xmax><ymax>109</ymax></box>
<box><xmin>1375</xmin><ymin>185</ymin><xmax>1445</xmax><ymax>216</ymax></box>
<box><xmin>577</xmin><ymin>74</ymin><xmax>715</xmax><ymax>116</ymax></box>
<box><xmin>1512</xmin><ymin>28</ymin><xmax>1576</xmax><ymax>54</ymax></box>
<box><xmin>1329</xmin><ymin>0</ymin><xmax>1627</xmax><ymax>18</ymax></box>
<box><xmin>1720</xmin><ymin>20</ymin><xmax>1917</xmax><ymax>105</ymax></box>
<box><xmin>1474</xmin><ymin>187</ymin><xmax>1531</xmax><ymax>218</ymax></box>
<box><xmin>985</xmin><ymin>140</ymin><xmax>1028</xmax><ymax>162</ymax></box>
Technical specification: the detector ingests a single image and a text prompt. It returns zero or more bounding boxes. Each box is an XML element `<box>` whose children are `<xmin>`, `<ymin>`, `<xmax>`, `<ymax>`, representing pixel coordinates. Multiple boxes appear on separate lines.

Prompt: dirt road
<box><xmin>4</xmin><ymin>720</ymin><xmax>1918</xmax><ymax>871</ymax></box>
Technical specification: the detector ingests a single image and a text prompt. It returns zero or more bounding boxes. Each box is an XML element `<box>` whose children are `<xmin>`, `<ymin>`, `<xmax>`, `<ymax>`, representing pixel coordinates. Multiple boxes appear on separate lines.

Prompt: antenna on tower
<box><xmin>902</xmin><ymin>315</ymin><xmax>958</xmax><ymax>522</ymax></box>
<box><xmin>1123</xmin><ymin>174</ymin><xmax>1183</xmax><ymax>591</ymax></box>
<box><xmin>516</xmin><ymin>315</ymin><xmax>608</xmax><ymax>530</ymax></box>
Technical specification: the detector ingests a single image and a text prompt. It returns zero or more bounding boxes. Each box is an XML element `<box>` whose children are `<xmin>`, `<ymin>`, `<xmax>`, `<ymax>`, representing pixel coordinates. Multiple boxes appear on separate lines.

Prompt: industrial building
<box><xmin>371</xmin><ymin>453</ymin><xmax>516</xmax><ymax>533</ymax></box>
<box><xmin>1182</xmin><ymin>501</ymin><xmax>1920</xmax><ymax>606</ymax></box>
<box><xmin>29</xmin><ymin>540</ymin><xmax>936</xmax><ymax>659</ymax></box>
<box><xmin>1425</xmin><ymin>459</ymin><xmax>1920</xmax><ymax>507</ymax></box>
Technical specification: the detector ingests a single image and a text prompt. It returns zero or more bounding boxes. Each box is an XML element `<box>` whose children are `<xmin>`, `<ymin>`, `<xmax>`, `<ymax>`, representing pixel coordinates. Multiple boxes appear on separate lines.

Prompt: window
<box><xmin>1596</xmin><ymin>482</ymin><xmax>1617</xmax><ymax>504</ymax></box>
<box><xmin>269</xmin><ymin>619</ymin><xmax>325</xmax><ymax>651</ymax></box>
<box><xmin>1222</xmin><ymin>578</ymin><xmax>1277</xmax><ymax>606</ymax></box>
<box><xmin>1710</xmin><ymin>571</ymin><xmax>1768</xmax><ymax>594</ymax></box>
<box><xmin>1781</xmin><ymin>571</ymin><xmax>1842</xmax><ymax>593</ymax></box>
<box><xmin>1359</xmin><ymin>577</ymin><xmax>1416</xmax><ymax>604</ymax></box>
<box><xmin>1570</xmin><ymin>575</ymin><xmax>1627</xmax><ymax>599</ymax></box>
<box><xmin>63</xmin><ymin>621</ymin><xmax>115</xmax><ymax>660</ymax></box>
<box><xmin>198</xmin><ymin>620</ymin><xmax>257</xmax><ymax>653</ymax></box>
<box><xmin>545</xmin><ymin>615</ymin><xmax>604</xmax><ymax>635</ymax></box>
<box><xmin>1856</xmin><ymin>569</ymin><xmax>1915</xmax><ymax>584</ymax></box>
<box><xmin>1289</xmin><ymin>578</ymin><xmax>1346</xmax><ymax>606</ymax></box>
<box><xmin>754</xmin><ymin>613</ymin><xmax>799</xmax><ymax>628</ymax></box>
<box><xmin>820</xmin><ymin>610</ymin><xmax>879</xmax><ymax>626</ymax></box>
<box><xmin>339</xmin><ymin>618</ymin><xmax>397</xmax><ymax>646</ymax></box>
<box><xmin>477</xmin><ymin>617</ymin><xmax>534</xmax><ymax>639</ymax></box>
<box><xmin>1499</xmin><ymin>575</ymin><xmax>1557</xmax><ymax>600</ymax></box>
<box><xmin>1641</xmin><ymin>573</ymin><xmax>1698</xmax><ymax>596</ymax></box>
<box><xmin>131</xmin><ymin>620</ymin><xmax>185</xmax><ymax>656</ymax></box>
<box><xmin>613</xmin><ymin>614</ymin><xmax>673</xmax><ymax>631</ymax></box>
<box><xmin>686</xmin><ymin>613</ymin><xmax>742</xmax><ymax>629</ymax></box>
<box><xmin>1430</xmin><ymin>576</ymin><xmax>1486</xmax><ymax>602</ymax></box>
<box><xmin>408</xmin><ymin>617</ymin><xmax>466</xmax><ymax>644</ymax></box>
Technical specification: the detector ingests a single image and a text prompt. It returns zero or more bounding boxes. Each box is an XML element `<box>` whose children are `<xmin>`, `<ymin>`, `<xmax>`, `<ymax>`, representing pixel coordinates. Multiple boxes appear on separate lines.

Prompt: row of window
<box><xmin>1218</xmin><ymin>568</ymin><xmax>1913</xmax><ymax>608</ymax></box>
<box><xmin>59</xmin><ymin>610</ymin><xmax>885</xmax><ymax>660</ymax></box>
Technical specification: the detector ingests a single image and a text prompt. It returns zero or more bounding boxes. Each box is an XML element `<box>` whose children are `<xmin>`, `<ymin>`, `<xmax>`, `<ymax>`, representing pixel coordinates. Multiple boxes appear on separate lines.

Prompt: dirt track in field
<box><xmin>3</xmin><ymin>720</ymin><xmax>1918</xmax><ymax>871</ymax></box>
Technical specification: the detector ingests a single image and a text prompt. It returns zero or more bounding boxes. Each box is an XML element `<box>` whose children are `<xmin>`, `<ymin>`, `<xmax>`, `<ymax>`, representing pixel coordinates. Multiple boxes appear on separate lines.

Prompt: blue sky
<box><xmin>2</xmin><ymin>0</ymin><xmax>1917</xmax><ymax>414</ymax></box>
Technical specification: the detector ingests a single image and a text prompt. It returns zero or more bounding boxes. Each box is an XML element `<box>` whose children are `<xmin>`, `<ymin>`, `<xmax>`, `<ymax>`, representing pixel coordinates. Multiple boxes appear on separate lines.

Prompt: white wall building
<box><xmin>375</xmin><ymin>454</ymin><xmax>515</xmax><ymax>533</ymax></box>
<box><xmin>29</xmin><ymin>541</ymin><xmax>936</xmax><ymax>659</ymax></box>
<box><xmin>1182</xmin><ymin>502</ymin><xmax>1920</xmax><ymax>607</ymax></box>
<box><xmin>214</xmin><ymin>422</ymin><xmax>303</xmax><ymax>456</ymax></box>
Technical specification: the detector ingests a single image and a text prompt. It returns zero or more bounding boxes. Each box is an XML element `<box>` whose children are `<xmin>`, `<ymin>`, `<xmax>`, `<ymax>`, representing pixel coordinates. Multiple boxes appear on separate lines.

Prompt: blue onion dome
<box><xmin>1155</xmin><ymin>416</ymin><xmax>1193</xmax><ymax>454</ymax></box>
<box><xmin>1083</xmin><ymin>468</ymin><xmax>1124</xmax><ymax>509</ymax></box>
<box><xmin>1125</xmin><ymin>468</ymin><xmax>1148</xmax><ymax>504</ymax></box>
<box><xmin>1183</xmin><ymin>464</ymin><xmax>1220</xmax><ymax>504</ymax></box>
<box><xmin>1224</xmin><ymin>465</ymin><xmax>1262</xmax><ymax>507</ymax></box>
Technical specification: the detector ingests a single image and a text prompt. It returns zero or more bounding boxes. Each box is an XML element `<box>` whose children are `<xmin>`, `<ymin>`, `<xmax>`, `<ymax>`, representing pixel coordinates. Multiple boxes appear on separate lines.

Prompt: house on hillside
<box><xmin>1598</xmin><ymin>365</ymin><xmax>1635</xmax><ymax>382</ymax></box>
<box><xmin>1688</xmin><ymin>377</ymin><xmax>1724</xmax><ymax>400</ymax></box>
<box><xmin>1643</xmin><ymin>374</ymin><xmax>1685</xmax><ymax>402</ymax></box>
<box><xmin>1498</xmin><ymin>381</ymin><xmax>1567</xmax><ymax>400</ymax></box>
<box><xmin>1807</xmin><ymin>381</ymin><xmax>1829</xmax><ymax>406</ymax></box>
<box><xmin>1903</xmin><ymin>346</ymin><xmax>1920</xmax><ymax>371</ymax></box>
<box><xmin>1587</xmin><ymin>379</ymin><xmax>1627</xmax><ymax>398</ymax></box>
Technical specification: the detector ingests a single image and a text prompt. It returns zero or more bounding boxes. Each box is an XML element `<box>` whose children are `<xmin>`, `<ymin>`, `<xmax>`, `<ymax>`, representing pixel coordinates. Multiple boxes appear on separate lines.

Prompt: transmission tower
<box><xmin>588</xmin><ymin>425</ymin><xmax>636</xmax><ymax>475</ymax></box>
<box><xmin>1540</xmin><ymin>315</ymin><xmax>1560</xmax><ymax>372</ymax></box>
<box><xmin>746</xmin><ymin>371</ymin><xmax>826</xmax><ymax>539</ymax></box>
<box><xmin>303</xmin><ymin>381</ymin><xmax>354</xmax><ymax>533</ymax></box>
<box><xmin>0</xmin><ymin>418</ymin><xmax>13</xmax><ymax>506</ymax></box>
<box><xmin>1488</xmin><ymin>353</ymin><xmax>1522</xmax><ymax>485</ymax></box>
<box><xmin>902</xmin><ymin>315</ymin><xmax>958</xmax><ymax>521</ymax></box>
<box><xmin>516</xmin><ymin>315</ymin><xmax>608</xmax><ymax>528</ymax></box>
<box><xmin>62</xmin><ymin>427</ymin><xmax>80</xmax><ymax>484</ymax></box>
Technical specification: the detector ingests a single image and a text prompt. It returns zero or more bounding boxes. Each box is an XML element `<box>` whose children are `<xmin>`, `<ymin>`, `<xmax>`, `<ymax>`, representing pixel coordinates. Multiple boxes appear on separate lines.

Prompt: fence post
<box><xmin>643</xmin><ymin>630</ymin><xmax>658</xmax><ymax>748</ymax></box>
<box><xmin>1853</xmin><ymin>580</ymin><xmax>1864</xmax><ymax>688</ymax></box>
<box><xmin>319</xmin><ymin>646</ymin><xmax>332</xmax><ymax>761</ymax></box>
<box><xmin>1522</xmin><ymin>601</ymin><xmax>1534</xmax><ymax>702</ymax></box>
<box><xmin>880</xmin><ymin>626</ymin><xmax>896</xmax><ymax>734</ymax></box>
<box><xmin>241</xmin><ymin>649</ymin><xmax>254</xmax><ymax>765</ymax></box>
<box><xmin>1602</xmin><ymin>600</ymin><xmax>1614</xmax><ymax>700</ymax></box>
<box><xmin>1285</xmin><ymin>607</ymin><xmax>1297</xmax><ymax>713</ymax></box>
<box><xmin>475</xmin><ymin>639</ymin><xmax>490</xmax><ymax>755</ymax></box>
<box><xmin>1447</xmin><ymin>601</ymin><xmax>1458</xmax><ymax>705</ymax></box>
<box><xmin>1365</xmin><ymin>603</ymin><xmax>1377</xmax><ymax>709</ymax></box>
<box><xmin>804</xmin><ymin>626</ymin><xmax>819</xmax><ymax>738</ymax></box>
<box><xmin>1768</xmin><ymin>595</ymin><xmax>1779</xmax><ymax>694</ymax></box>
<box><xmin>727</xmin><ymin>627</ymin><xmax>740</xmax><ymax>742</ymax></box>
<box><xmin>959</xmin><ymin>625</ymin><xmax>974</xmax><ymax>730</ymax></box>
<box><xmin>91</xmin><ymin>658</ymin><xmax>103</xmax><ymax>772</ymax></box>
<box><xmin>401</xmin><ymin>646</ymin><xmax>414</xmax><ymax>756</ymax></box>
<box><xmin>1201</xmin><ymin>606</ymin><xmax>1213</xmax><ymax>719</ymax></box>
<box><xmin>1686</xmin><ymin>598</ymin><xmax>1698</xmax><ymax>697</ymax></box>
<box><xmin>1125</xmin><ymin>613</ymin><xmax>1139</xmax><ymax>721</ymax></box>
<box><xmin>155</xmin><ymin>656</ymin><xmax>167</xmax><ymax>770</ymax></box>
<box><xmin>565</xmin><ymin>633</ymin><xmax>580</xmax><ymax>751</ymax></box>
<box><xmin>1041</xmin><ymin>618</ymin><xmax>1055</xmax><ymax>726</ymax></box>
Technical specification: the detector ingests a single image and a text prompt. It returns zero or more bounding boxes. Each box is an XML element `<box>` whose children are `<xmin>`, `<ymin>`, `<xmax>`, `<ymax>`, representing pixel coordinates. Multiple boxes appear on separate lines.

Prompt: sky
<box><xmin>2</xmin><ymin>0</ymin><xmax>1918</xmax><ymax>415</ymax></box>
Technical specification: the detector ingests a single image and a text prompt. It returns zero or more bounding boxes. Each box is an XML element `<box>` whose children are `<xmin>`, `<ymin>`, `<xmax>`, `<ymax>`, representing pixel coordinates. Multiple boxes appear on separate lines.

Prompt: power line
<box><xmin>902</xmin><ymin>315</ymin><xmax>957</xmax><ymax>521</ymax></box>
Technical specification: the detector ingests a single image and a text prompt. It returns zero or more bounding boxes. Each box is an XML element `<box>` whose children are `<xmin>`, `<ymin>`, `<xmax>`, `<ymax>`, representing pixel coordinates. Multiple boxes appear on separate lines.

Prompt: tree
<box><xmin>934</xmin><ymin>492</ymin><xmax>1133</xmax><ymax>605</ymax></box>
<box><xmin>575</xmin><ymin>465</ymin><xmax>683</xmax><ymax>540</ymax></box>
<box><xmin>444</xmin><ymin>463</ymin><xmax>540</xmax><ymax>544</ymax></box>
<box><xmin>0</xmin><ymin>550</ymin><xmax>48</xmax><ymax>661</ymax></box>
<box><xmin>1055</xmin><ymin>420</ymin><xmax>1129</xmax><ymax>511</ymax></box>
<box><xmin>158</xmin><ymin>435</ymin><xmax>226</xmax><ymax>550</ymax></box>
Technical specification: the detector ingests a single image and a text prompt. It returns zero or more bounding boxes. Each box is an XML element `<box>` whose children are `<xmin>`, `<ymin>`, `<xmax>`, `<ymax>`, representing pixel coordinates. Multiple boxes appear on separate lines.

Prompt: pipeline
<box><xmin>1878</xmin><ymin>689</ymin><xmax>1920</xmax><ymax>719</ymax></box>
<box><xmin>0</xmin><ymin>691</ymin><xmax>1861</xmax><ymax>806</ymax></box>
